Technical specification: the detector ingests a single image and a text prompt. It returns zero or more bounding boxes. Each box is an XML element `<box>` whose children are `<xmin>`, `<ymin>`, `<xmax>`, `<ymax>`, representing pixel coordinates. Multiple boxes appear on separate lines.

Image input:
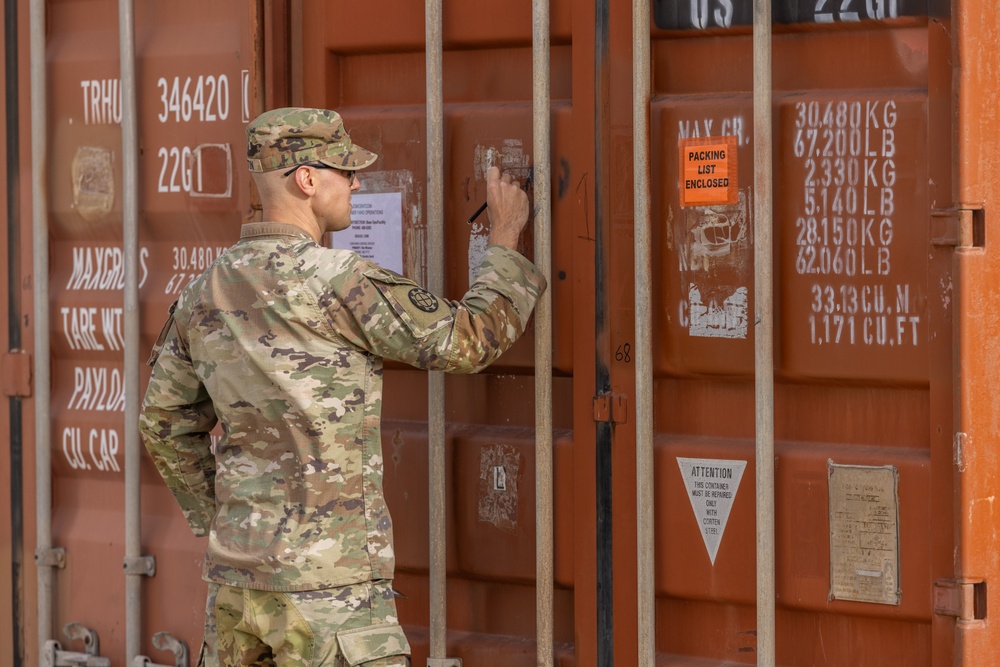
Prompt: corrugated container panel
<box><xmin>642</xmin><ymin>6</ymin><xmax>956</xmax><ymax>666</ymax></box>
<box><xmin>299</xmin><ymin>3</ymin><xmax>577</xmax><ymax>664</ymax></box>
<box><xmin>32</xmin><ymin>0</ymin><xmax>253</xmax><ymax>663</ymax></box>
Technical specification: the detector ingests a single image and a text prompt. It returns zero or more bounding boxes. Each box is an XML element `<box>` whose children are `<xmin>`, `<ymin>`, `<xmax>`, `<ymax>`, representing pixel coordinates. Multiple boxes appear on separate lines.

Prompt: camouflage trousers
<box><xmin>200</xmin><ymin>579</ymin><xmax>410</xmax><ymax>666</ymax></box>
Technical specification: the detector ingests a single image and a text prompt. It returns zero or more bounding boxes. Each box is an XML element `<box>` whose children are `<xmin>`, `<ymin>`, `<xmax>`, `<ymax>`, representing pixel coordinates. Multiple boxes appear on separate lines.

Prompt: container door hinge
<box><xmin>593</xmin><ymin>393</ymin><xmax>628</xmax><ymax>424</ymax></box>
<box><xmin>933</xmin><ymin>579</ymin><xmax>987</xmax><ymax>620</ymax></box>
<box><xmin>133</xmin><ymin>632</ymin><xmax>189</xmax><ymax>667</ymax></box>
<box><xmin>931</xmin><ymin>208</ymin><xmax>985</xmax><ymax>248</ymax></box>
<box><xmin>1</xmin><ymin>349</ymin><xmax>32</xmax><ymax>397</ymax></box>
<box><xmin>124</xmin><ymin>555</ymin><xmax>157</xmax><ymax>577</ymax></box>
<box><xmin>35</xmin><ymin>547</ymin><xmax>66</xmax><ymax>569</ymax></box>
<box><xmin>427</xmin><ymin>659</ymin><xmax>463</xmax><ymax>667</ymax></box>
<box><xmin>43</xmin><ymin>622</ymin><xmax>111</xmax><ymax>667</ymax></box>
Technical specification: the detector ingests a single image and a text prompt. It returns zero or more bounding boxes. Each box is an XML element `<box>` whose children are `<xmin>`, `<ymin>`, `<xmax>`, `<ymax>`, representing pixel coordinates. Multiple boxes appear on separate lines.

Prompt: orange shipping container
<box><xmin>1</xmin><ymin>1</ymin><xmax>999</xmax><ymax>666</ymax></box>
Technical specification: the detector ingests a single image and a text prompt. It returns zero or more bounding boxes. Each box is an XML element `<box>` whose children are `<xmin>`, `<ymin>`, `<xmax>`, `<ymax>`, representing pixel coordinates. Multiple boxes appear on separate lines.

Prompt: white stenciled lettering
<box><xmin>687</xmin><ymin>0</ymin><xmax>735</xmax><ymax>29</ymax></box>
<box><xmin>80</xmin><ymin>79</ymin><xmax>122</xmax><ymax>125</ymax></box>
<box><xmin>61</xmin><ymin>307</ymin><xmax>103</xmax><ymax>351</ymax></box>
<box><xmin>88</xmin><ymin>428</ymin><xmax>121</xmax><ymax>472</ymax></box>
<box><xmin>157</xmin><ymin>74</ymin><xmax>231</xmax><ymax>124</ymax></box>
<box><xmin>67</xmin><ymin>366</ymin><xmax>125</xmax><ymax>412</ymax></box>
<box><xmin>808</xmin><ymin>284</ymin><xmax>920</xmax><ymax>347</ymax></box>
<box><xmin>678</xmin><ymin>114</ymin><xmax>748</xmax><ymax>146</ymax></box>
<box><xmin>164</xmin><ymin>273</ymin><xmax>199</xmax><ymax>295</ymax></box>
<box><xmin>62</xmin><ymin>427</ymin><xmax>89</xmax><ymax>470</ymax></box>
<box><xmin>171</xmin><ymin>246</ymin><xmax>228</xmax><ymax>272</ymax></box>
<box><xmin>67</xmin><ymin>246</ymin><xmax>149</xmax><ymax>291</ymax></box>
<box><xmin>58</xmin><ymin>305</ymin><xmax>126</xmax><ymax>353</ymax></box>
<box><xmin>101</xmin><ymin>308</ymin><xmax>124</xmax><ymax>351</ymax></box>
<box><xmin>60</xmin><ymin>426</ymin><xmax>121</xmax><ymax>472</ymax></box>
<box><xmin>792</xmin><ymin>98</ymin><xmax>918</xmax><ymax>349</ymax></box>
<box><xmin>157</xmin><ymin>146</ymin><xmax>193</xmax><ymax>193</ymax></box>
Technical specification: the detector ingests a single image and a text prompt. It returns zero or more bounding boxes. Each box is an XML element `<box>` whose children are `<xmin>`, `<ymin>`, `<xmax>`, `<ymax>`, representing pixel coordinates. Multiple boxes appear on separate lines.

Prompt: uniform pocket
<box><xmin>364</xmin><ymin>269</ymin><xmax>450</xmax><ymax>340</ymax></box>
<box><xmin>335</xmin><ymin>623</ymin><xmax>410</xmax><ymax>666</ymax></box>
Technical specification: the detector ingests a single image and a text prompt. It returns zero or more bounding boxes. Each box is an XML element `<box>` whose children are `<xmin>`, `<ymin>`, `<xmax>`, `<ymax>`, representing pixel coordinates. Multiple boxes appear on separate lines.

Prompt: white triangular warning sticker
<box><xmin>677</xmin><ymin>457</ymin><xmax>747</xmax><ymax>565</ymax></box>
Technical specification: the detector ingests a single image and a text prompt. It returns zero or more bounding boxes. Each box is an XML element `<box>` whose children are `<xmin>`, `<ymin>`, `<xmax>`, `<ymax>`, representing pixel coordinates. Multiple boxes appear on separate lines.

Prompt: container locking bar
<box><xmin>593</xmin><ymin>393</ymin><xmax>627</xmax><ymax>424</ymax></box>
<box><xmin>35</xmin><ymin>546</ymin><xmax>66</xmax><ymax>569</ymax></box>
<box><xmin>427</xmin><ymin>660</ymin><xmax>462</xmax><ymax>667</ymax></box>
<box><xmin>933</xmin><ymin>579</ymin><xmax>987</xmax><ymax>621</ymax></box>
<box><xmin>132</xmin><ymin>632</ymin><xmax>189</xmax><ymax>667</ymax></box>
<box><xmin>42</xmin><ymin>623</ymin><xmax>110</xmax><ymax>667</ymax></box>
<box><xmin>931</xmin><ymin>208</ymin><xmax>985</xmax><ymax>248</ymax></box>
<box><xmin>123</xmin><ymin>555</ymin><xmax>156</xmax><ymax>577</ymax></box>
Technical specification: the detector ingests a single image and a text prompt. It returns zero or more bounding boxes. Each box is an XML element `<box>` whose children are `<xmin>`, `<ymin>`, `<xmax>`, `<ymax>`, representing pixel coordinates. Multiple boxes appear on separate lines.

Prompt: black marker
<box><xmin>467</xmin><ymin>201</ymin><xmax>487</xmax><ymax>224</ymax></box>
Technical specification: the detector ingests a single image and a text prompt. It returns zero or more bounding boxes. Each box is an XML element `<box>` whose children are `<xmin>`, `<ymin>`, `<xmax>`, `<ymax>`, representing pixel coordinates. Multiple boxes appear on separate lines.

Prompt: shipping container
<box><xmin>2</xmin><ymin>0</ymin><xmax>999</xmax><ymax>666</ymax></box>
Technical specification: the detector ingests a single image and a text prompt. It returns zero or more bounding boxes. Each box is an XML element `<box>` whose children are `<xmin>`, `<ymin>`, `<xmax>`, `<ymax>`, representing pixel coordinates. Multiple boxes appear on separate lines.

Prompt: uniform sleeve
<box><xmin>139</xmin><ymin>318</ymin><xmax>219</xmax><ymax>537</ymax></box>
<box><xmin>329</xmin><ymin>245</ymin><xmax>547</xmax><ymax>373</ymax></box>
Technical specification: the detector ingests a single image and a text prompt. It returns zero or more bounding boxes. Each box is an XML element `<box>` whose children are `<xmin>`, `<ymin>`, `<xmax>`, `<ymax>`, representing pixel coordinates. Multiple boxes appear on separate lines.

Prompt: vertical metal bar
<box><xmin>289</xmin><ymin>0</ymin><xmax>303</xmax><ymax>105</ymax></box>
<box><xmin>752</xmin><ymin>0</ymin><xmax>775</xmax><ymax>665</ymax></box>
<box><xmin>119</xmin><ymin>0</ymin><xmax>142</xmax><ymax>663</ymax></box>
<box><xmin>632</xmin><ymin>0</ymin><xmax>654</xmax><ymax>665</ymax></box>
<box><xmin>532</xmin><ymin>0</ymin><xmax>553</xmax><ymax>664</ymax></box>
<box><xmin>29</xmin><ymin>0</ymin><xmax>53</xmax><ymax>658</ymax></box>
<box><xmin>425</xmin><ymin>0</ymin><xmax>447</xmax><ymax>661</ymax></box>
<box><xmin>5</xmin><ymin>0</ymin><xmax>25</xmax><ymax>663</ymax></box>
<box><xmin>594</xmin><ymin>0</ymin><xmax>613</xmax><ymax>663</ymax></box>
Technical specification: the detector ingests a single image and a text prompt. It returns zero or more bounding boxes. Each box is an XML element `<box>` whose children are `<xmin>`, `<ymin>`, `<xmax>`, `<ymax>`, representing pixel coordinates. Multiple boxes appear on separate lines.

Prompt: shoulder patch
<box><xmin>407</xmin><ymin>287</ymin><xmax>439</xmax><ymax>313</ymax></box>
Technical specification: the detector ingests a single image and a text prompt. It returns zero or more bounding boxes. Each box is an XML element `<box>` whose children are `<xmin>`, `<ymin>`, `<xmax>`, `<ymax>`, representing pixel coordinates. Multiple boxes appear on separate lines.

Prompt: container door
<box><xmin>298</xmin><ymin>3</ymin><xmax>580</xmax><ymax>664</ymax></box>
<box><xmin>641</xmin><ymin>3</ymin><xmax>957</xmax><ymax>666</ymax></box>
<box><xmin>30</xmin><ymin>1</ymin><xmax>253</xmax><ymax>663</ymax></box>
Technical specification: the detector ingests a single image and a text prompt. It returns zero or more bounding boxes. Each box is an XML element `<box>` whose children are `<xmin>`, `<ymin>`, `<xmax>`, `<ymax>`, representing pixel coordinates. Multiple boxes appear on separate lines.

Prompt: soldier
<box><xmin>140</xmin><ymin>107</ymin><xmax>546</xmax><ymax>666</ymax></box>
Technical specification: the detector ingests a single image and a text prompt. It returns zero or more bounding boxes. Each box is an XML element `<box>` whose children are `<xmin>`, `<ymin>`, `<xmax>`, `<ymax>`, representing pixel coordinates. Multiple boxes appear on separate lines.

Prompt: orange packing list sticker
<box><xmin>679</xmin><ymin>136</ymin><xmax>738</xmax><ymax>207</ymax></box>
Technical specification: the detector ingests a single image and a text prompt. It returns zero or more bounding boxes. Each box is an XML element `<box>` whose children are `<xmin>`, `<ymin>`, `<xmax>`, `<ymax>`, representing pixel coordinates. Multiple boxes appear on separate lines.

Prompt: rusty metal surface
<box><xmin>23</xmin><ymin>0</ymin><xmax>254</xmax><ymax>664</ymax></box>
<box><xmin>954</xmin><ymin>1</ymin><xmax>1000</xmax><ymax>663</ymax></box>
<box><xmin>645</xmin><ymin>14</ymin><xmax>953</xmax><ymax>667</ymax></box>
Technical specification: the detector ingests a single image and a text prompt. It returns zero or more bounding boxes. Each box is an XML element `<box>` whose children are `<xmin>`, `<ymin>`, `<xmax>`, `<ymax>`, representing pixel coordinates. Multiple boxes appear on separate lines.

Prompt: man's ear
<box><xmin>291</xmin><ymin>166</ymin><xmax>317</xmax><ymax>196</ymax></box>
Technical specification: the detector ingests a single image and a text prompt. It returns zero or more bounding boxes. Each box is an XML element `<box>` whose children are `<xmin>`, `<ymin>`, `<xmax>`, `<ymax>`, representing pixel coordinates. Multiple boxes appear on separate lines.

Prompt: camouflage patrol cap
<box><xmin>246</xmin><ymin>107</ymin><xmax>378</xmax><ymax>173</ymax></box>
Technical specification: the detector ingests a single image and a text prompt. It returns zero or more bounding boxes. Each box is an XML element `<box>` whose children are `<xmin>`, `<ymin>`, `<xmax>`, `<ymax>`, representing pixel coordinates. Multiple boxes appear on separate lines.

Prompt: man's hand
<box><xmin>485</xmin><ymin>166</ymin><xmax>529</xmax><ymax>250</ymax></box>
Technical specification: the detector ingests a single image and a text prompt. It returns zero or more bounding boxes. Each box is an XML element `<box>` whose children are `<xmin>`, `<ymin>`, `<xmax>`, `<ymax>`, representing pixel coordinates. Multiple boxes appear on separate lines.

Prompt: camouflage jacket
<box><xmin>140</xmin><ymin>222</ymin><xmax>546</xmax><ymax>591</ymax></box>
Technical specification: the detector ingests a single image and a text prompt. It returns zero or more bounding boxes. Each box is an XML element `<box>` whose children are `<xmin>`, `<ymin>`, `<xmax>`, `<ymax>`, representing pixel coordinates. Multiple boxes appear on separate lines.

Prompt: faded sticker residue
<box><xmin>72</xmin><ymin>146</ymin><xmax>115</xmax><ymax>223</ymax></box>
<box><xmin>478</xmin><ymin>443</ymin><xmax>520</xmax><ymax>533</ymax></box>
<box><xmin>688</xmin><ymin>207</ymin><xmax>747</xmax><ymax>268</ymax></box>
<box><xmin>189</xmin><ymin>143</ymin><xmax>233</xmax><ymax>198</ymax></box>
<box><xmin>474</xmin><ymin>141</ymin><xmax>531</xmax><ymax>181</ymax></box>
<box><xmin>674</xmin><ymin>185</ymin><xmax>751</xmax><ymax>340</ymax></box>
<box><xmin>469</xmin><ymin>142</ymin><xmax>532</xmax><ymax>283</ymax></box>
<box><xmin>468</xmin><ymin>218</ymin><xmax>490</xmax><ymax>287</ymax></box>
<box><xmin>688</xmin><ymin>284</ymin><xmax>748</xmax><ymax>339</ymax></box>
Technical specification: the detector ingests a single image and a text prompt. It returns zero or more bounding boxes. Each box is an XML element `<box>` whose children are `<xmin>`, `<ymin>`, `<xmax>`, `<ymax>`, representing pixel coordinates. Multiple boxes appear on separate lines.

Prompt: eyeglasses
<box><xmin>282</xmin><ymin>162</ymin><xmax>358</xmax><ymax>186</ymax></box>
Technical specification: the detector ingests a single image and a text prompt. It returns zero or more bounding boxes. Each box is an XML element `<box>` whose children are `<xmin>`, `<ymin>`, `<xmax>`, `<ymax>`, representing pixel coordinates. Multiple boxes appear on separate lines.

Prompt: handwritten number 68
<box><xmin>615</xmin><ymin>343</ymin><xmax>631</xmax><ymax>363</ymax></box>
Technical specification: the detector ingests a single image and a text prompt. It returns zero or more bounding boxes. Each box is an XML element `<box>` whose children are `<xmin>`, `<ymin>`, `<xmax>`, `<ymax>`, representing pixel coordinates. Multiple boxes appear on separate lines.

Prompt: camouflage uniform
<box><xmin>203</xmin><ymin>580</ymin><xmax>407</xmax><ymax>666</ymax></box>
<box><xmin>140</xmin><ymin>108</ymin><xmax>546</xmax><ymax>666</ymax></box>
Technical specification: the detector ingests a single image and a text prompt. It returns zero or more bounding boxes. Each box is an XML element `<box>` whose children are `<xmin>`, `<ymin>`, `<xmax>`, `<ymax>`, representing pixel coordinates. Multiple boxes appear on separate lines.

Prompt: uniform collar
<box><xmin>240</xmin><ymin>222</ymin><xmax>316</xmax><ymax>242</ymax></box>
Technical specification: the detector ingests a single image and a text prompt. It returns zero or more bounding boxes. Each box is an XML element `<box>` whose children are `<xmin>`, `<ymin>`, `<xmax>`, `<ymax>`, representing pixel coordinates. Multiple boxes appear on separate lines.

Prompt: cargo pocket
<box><xmin>336</xmin><ymin>623</ymin><xmax>410</xmax><ymax>666</ymax></box>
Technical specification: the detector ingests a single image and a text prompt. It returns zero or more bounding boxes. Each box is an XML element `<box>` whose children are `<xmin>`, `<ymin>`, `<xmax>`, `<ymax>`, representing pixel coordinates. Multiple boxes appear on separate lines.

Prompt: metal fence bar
<box><xmin>118</xmin><ymin>0</ymin><xmax>144</xmax><ymax>663</ymax></box>
<box><xmin>532</xmin><ymin>0</ymin><xmax>554</xmax><ymax>664</ymax></box>
<box><xmin>633</xmin><ymin>0</ymin><xmax>654</xmax><ymax>664</ymax></box>
<box><xmin>752</xmin><ymin>0</ymin><xmax>776</xmax><ymax>665</ymax></box>
<box><xmin>29</xmin><ymin>0</ymin><xmax>53</xmax><ymax>658</ymax></box>
<box><xmin>424</xmin><ymin>0</ymin><xmax>447</xmax><ymax>662</ymax></box>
